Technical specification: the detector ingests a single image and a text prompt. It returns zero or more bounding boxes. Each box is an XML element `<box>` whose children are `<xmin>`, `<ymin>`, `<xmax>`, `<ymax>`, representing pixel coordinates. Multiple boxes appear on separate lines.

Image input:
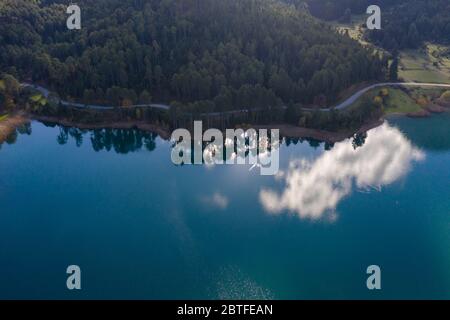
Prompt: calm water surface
<box><xmin>0</xmin><ymin>113</ymin><xmax>449</xmax><ymax>299</ymax></box>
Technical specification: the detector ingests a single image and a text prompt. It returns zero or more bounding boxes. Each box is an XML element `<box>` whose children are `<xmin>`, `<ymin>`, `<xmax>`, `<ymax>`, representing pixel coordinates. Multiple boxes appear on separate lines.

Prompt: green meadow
<box><xmin>399</xmin><ymin>44</ymin><xmax>450</xmax><ymax>84</ymax></box>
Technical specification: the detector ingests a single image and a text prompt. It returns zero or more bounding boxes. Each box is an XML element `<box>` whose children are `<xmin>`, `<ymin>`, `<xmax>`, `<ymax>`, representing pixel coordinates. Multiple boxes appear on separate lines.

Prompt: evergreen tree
<box><xmin>389</xmin><ymin>55</ymin><xmax>399</xmax><ymax>82</ymax></box>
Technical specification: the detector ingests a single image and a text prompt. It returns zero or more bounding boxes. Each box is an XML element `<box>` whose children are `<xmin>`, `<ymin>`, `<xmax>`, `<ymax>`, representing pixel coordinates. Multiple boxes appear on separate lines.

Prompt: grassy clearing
<box><xmin>346</xmin><ymin>88</ymin><xmax>379</xmax><ymax>112</ymax></box>
<box><xmin>399</xmin><ymin>43</ymin><xmax>450</xmax><ymax>83</ymax></box>
<box><xmin>409</xmin><ymin>87</ymin><xmax>446</xmax><ymax>101</ymax></box>
<box><xmin>346</xmin><ymin>87</ymin><xmax>423</xmax><ymax>115</ymax></box>
<box><xmin>383</xmin><ymin>88</ymin><xmax>422</xmax><ymax>114</ymax></box>
<box><xmin>332</xmin><ymin>15</ymin><xmax>389</xmax><ymax>57</ymax></box>
<box><xmin>441</xmin><ymin>90</ymin><xmax>450</xmax><ymax>101</ymax></box>
<box><xmin>333</xmin><ymin>18</ymin><xmax>450</xmax><ymax>84</ymax></box>
<box><xmin>332</xmin><ymin>14</ymin><xmax>366</xmax><ymax>43</ymax></box>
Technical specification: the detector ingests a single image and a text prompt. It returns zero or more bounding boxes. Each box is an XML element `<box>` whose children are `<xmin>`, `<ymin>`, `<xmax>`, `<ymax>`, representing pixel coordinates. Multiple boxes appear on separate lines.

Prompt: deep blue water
<box><xmin>0</xmin><ymin>113</ymin><xmax>449</xmax><ymax>299</ymax></box>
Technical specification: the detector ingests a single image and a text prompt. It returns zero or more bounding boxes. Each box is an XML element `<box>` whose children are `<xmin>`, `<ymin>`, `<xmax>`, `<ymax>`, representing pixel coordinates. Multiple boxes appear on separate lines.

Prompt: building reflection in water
<box><xmin>259</xmin><ymin>123</ymin><xmax>425</xmax><ymax>220</ymax></box>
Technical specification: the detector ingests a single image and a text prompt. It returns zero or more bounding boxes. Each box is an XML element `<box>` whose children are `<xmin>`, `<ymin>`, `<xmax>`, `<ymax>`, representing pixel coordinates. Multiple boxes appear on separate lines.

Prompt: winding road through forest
<box><xmin>21</xmin><ymin>82</ymin><xmax>450</xmax><ymax>115</ymax></box>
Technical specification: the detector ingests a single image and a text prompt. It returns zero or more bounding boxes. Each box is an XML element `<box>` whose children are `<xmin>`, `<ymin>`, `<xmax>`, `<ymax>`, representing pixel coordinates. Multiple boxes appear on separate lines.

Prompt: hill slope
<box><xmin>0</xmin><ymin>0</ymin><xmax>386</xmax><ymax>111</ymax></box>
<box><xmin>296</xmin><ymin>0</ymin><xmax>449</xmax><ymax>50</ymax></box>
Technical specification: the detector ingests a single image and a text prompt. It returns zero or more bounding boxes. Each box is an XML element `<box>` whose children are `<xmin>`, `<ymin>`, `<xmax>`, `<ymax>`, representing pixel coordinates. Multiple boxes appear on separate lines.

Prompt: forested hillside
<box><xmin>0</xmin><ymin>0</ymin><xmax>386</xmax><ymax>112</ymax></box>
<box><xmin>366</xmin><ymin>0</ymin><xmax>450</xmax><ymax>50</ymax></box>
<box><xmin>293</xmin><ymin>0</ymin><xmax>398</xmax><ymax>21</ymax></box>
<box><xmin>300</xmin><ymin>0</ymin><xmax>450</xmax><ymax>50</ymax></box>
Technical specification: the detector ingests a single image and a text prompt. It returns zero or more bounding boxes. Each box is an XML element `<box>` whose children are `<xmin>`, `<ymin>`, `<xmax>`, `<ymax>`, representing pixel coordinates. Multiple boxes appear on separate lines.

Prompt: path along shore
<box><xmin>2</xmin><ymin>82</ymin><xmax>447</xmax><ymax>144</ymax></box>
<box><xmin>21</xmin><ymin>82</ymin><xmax>450</xmax><ymax>114</ymax></box>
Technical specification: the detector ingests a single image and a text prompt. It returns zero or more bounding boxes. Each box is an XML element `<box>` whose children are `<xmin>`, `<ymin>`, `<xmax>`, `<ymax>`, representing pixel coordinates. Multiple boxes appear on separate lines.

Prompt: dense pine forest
<box><xmin>298</xmin><ymin>0</ymin><xmax>397</xmax><ymax>21</ymax></box>
<box><xmin>0</xmin><ymin>0</ymin><xmax>387</xmax><ymax>113</ymax></box>
<box><xmin>366</xmin><ymin>0</ymin><xmax>450</xmax><ymax>50</ymax></box>
<box><xmin>297</xmin><ymin>0</ymin><xmax>450</xmax><ymax>50</ymax></box>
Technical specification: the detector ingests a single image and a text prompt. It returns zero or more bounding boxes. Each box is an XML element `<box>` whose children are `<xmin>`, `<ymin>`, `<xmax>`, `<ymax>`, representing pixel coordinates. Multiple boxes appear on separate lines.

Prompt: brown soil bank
<box><xmin>407</xmin><ymin>109</ymin><xmax>431</xmax><ymax>118</ymax></box>
<box><xmin>436</xmin><ymin>99</ymin><xmax>450</xmax><ymax>108</ymax></box>
<box><xmin>425</xmin><ymin>103</ymin><xmax>447</xmax><ymax>113</ymax></box>
<box><xmin>0</xmin><ymin>113</ymin><xmax>29</xmax><ymax>144</ymax></box>
<box><xmin>407</xmin><ymin>97</ymin><xmax>450</xmax><ymax>117</ymax></box>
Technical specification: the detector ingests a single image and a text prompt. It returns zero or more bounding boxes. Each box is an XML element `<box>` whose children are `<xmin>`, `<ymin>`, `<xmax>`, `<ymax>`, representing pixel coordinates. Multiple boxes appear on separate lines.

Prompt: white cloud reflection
<box><xmin>259</xmin><ymin>123</ymin><xmax>425</xmax><ymax>220</ymax></box>
<box><xmin>201</xmin><ymin>192</ymin><xmax>229</xmax><ymax>209</ymax></box>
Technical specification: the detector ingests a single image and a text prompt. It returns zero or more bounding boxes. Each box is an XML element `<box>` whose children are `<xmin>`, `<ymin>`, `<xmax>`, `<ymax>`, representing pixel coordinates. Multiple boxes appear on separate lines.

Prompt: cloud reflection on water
<box><xmin>259</xmin><ymin>123</ymin><xmax>425</xmax><ymax>220</ymax></box>
<box><xmin>200</xmin><ymin>192</ymin><xmax>229</xmax><ymax>210</ymax></box>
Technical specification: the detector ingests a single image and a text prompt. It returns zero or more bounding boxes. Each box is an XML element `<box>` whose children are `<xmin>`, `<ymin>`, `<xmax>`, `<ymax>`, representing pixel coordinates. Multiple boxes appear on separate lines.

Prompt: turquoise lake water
<box><xmin>0</xmin><ymin>113</ymin><xmax>449</xmax><ymax>299</ymax></box>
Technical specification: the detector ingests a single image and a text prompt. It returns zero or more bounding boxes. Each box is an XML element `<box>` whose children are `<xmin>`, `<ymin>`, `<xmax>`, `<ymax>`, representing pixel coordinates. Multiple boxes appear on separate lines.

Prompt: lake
<box><xmin>0</xmin><ymin>113</ymin><xmax>449</xmax><ymax>299</ymax></box>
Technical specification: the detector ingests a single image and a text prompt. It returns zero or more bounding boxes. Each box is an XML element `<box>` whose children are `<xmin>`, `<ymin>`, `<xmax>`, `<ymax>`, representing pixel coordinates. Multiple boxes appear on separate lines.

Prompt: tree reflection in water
<box><xmin>90</xmin><ymin>128</ymin><xmax>157</xmax><ymax>154</ymax></box>
<box><xmin>54</xmin><ymin>125</ymin><xmax>158</xmax><ymax>154</ymax></box>
<box><xmin>0</xmin><ymin>122</ymin><xmax>32</xmax><ymax>149</ymax></box>
<box><xmin>3</xmin><ymin>120</ymin><xmax>367</xmax><ymax>156</ymax></box>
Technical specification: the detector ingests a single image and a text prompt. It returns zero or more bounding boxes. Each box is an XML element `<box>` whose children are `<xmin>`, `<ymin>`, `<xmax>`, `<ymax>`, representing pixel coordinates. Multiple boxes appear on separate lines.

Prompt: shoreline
<box><xmin>252</xmin><ymin>119</ymin><xmax>384</xmax><ymax>143</ymax></box>
<box><xmin>4</xmin><ymin>107</ymin><xmax>447</xmax><ymax>145</ymax></box>
<box><xmin>12</xmin><ymin>82</ymin><xmax>448</xmax><ymax>143</ymax></box>
<box><xmin>0</xmin><ymin>112</ymin><xmax>29</xmax><ymax>144</ymax></box>
<box><xmin>404</xmin><ymin>103</ymin><xmax>449</xmax><ymax>118</ymax></box>
<box><xmin>29</xmin><ymin>113</ymin><xmax>383</xmax><ymax>143</ymax></box>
